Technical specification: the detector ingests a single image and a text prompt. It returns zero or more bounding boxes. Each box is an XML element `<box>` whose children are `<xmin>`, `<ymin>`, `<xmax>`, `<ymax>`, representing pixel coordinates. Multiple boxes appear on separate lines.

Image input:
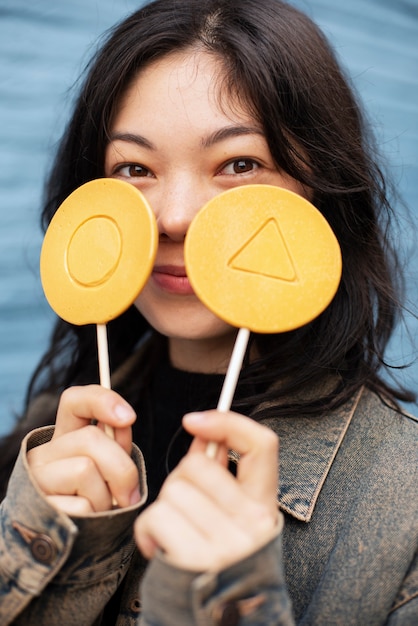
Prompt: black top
<box><xmin>133</xmin><ymin>357</ymin><xmax>225</xmax><ymax>503</ymax></box>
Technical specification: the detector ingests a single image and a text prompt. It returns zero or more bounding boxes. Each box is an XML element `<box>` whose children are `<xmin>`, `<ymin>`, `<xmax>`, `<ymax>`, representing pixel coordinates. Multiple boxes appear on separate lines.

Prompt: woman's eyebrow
<box><xmin>201</xmin><ymin>125</ymin><xmax>264</xmax><ymax>148</ymax></box>
<box><xmin>108</xmin><ymin>132</ymin><xmax>155</xmax><ymax>150</ymax></box>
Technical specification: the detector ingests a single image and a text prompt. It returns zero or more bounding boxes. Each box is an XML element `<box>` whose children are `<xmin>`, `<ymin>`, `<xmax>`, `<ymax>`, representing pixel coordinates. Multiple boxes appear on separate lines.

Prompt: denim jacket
<box><xmin>0</xmin><ymin>371</ymin><xmax>417</xmax><ymax>625</ymax></box>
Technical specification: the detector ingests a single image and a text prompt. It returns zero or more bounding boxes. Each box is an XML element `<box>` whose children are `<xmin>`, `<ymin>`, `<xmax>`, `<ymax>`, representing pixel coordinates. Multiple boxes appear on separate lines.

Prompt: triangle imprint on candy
<box><xmin>228</xmin><ymin>218</ymin><xmax>297</xmax><ymax>282</ymax></box>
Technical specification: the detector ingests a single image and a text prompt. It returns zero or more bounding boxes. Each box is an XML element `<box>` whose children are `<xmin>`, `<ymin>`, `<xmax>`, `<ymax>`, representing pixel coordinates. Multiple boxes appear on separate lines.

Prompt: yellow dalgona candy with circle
<box><xmin>40</xmin><ymin>178</ymin><xmax>158</xmax><ymax>325</ymax></box>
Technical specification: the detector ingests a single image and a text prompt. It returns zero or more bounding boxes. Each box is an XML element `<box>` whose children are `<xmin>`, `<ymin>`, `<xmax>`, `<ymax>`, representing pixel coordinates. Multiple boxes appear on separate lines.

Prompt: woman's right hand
<box><xmin>26</xmin><ymin>385</ymin><xmax>141</xmax><ymax>516</ymax></box>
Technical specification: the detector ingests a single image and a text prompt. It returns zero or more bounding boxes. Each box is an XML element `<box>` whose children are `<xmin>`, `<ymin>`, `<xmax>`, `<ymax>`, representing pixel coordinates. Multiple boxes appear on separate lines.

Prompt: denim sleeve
<box><xmin>385</xmin><ymin>550</ymin><xmax>418</xmax><ymax>626</ymax></box>
<box><xmin>0</xmin><ymin>426</ymin><xmax>146</xmax><ymax>626</ymax></box>
<box><xmin>140</xmin><ymin>522</ymin><xmax>295</xmax><ymax>626</ymax></box>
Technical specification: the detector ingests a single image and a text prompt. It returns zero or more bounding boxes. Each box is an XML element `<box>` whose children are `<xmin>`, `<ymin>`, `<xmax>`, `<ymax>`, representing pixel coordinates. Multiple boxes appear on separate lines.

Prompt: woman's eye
<box><xmin>221</xmin><ymin>159</ymin><xmax>259</xmax><ymax>175</ymax></box>
<box><xmin>116</xmin><ymin>164</ymin><xmax>152</xmax><ymax>178</ymax></box>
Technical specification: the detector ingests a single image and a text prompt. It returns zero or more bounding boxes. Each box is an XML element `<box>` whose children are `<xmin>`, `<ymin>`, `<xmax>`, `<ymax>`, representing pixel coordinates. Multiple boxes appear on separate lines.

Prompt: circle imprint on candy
<box><xmin>67</xmin><ymin>216</ymin><xmax>123</xmax><ymax>287</ymax></box>
<box><xmin>40</xmin><ymin>178</ymin><xmax>158</xmax><ymax>325</ymax></box>
<box><xmin>185</xmin><ymin>184</ymin><xmax>342</xmax><ymax>333</ymax></box>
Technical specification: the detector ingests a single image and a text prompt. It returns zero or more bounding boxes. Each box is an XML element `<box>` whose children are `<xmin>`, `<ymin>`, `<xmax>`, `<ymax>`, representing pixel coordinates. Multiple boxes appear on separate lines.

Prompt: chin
<box><xmin>150</xmin><ymin>314</ymin><xmax>233</xmax><ymax>342</ymax></box>
<box><xmin>135</xmin><ymin>291</ymin><xmax>233</xmax><ymax>339</ymax></box>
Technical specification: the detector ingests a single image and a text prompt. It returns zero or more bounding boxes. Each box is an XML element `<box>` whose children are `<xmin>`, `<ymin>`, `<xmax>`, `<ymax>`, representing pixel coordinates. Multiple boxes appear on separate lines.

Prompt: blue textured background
<box><xmin>0</xmin><ymin>0</ymin><xmax>417</xmax><ymax>434</ymax></box>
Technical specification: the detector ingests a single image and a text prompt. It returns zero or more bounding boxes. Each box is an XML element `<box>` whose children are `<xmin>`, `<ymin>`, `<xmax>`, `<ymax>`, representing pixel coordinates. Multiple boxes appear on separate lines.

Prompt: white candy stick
<box><xmin>97</xmin><ymin>323</ymin><xmax>114</xmax><ymax>439</ymax></box>
<box><xmin>206</xmin><ymin>327</ymin><xmax>250</xmax><ymax>459</ymax></box>
<box><xmin>97</xmin><ymin>323</ymin><xmax>118</xmax><ymax>507</ymax></box>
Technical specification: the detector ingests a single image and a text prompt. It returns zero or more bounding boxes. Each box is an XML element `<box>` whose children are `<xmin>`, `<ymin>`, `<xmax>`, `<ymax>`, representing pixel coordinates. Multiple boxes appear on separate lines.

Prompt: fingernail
<box><xmin>183</xmin><ymin>412</ymin><xmax>206</xmax><ymax>423</ymax></box>
<box><xmin>130</xmin><ymin>486</ymin><xmax>141</xmax><ymax>505</ymax></box>
<box><xmin>114</xmin><ymin>402</ymin><xmax>136</xmax><ymax>422</ymax></box>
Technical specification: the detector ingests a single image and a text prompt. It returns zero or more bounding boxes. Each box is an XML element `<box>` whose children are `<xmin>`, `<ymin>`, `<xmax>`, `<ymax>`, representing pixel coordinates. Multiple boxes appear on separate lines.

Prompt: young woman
<box><xmin>0</xmin><ymin>0</ymin><xmax>416</xmax><ymax>624</ymax></box>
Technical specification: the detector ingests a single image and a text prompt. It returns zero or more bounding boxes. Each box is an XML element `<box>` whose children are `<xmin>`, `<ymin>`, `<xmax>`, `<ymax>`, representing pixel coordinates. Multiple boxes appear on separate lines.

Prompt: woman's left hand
<box><xmin>134</xmin><ymin>410</ymin><xmax>280</xmax><ymax>572</ymax></box>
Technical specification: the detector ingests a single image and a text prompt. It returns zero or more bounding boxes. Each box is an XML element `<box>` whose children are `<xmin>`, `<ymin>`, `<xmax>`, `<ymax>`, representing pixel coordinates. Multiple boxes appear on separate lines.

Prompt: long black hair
<box><xmin>1</xmin><ymin>0</ymin><xmax>414</xmax><ymax>485</ymax></box>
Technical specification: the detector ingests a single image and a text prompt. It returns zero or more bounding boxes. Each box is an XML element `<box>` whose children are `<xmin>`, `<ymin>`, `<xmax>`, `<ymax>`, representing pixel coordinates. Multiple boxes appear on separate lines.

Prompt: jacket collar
<box><xmin>260</xmin><ymin>387</ymin><xmax>363</xmax><ymax>522</ymax></box>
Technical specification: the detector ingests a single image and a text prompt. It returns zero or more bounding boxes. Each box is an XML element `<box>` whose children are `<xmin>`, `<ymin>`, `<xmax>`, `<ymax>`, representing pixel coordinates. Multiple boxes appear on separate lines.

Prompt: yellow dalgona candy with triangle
<box><xmin>185</xmin><ymin>184</ymin><xmax>342</xmax><ymax>333</ymax></box>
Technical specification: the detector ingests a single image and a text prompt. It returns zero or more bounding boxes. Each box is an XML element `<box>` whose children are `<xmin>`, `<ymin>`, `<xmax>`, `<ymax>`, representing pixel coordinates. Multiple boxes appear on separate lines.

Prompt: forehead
<box><xmin>115</xmin><ymin>48</ymin><xmax>254</xmax><ymax>126</ymax></box>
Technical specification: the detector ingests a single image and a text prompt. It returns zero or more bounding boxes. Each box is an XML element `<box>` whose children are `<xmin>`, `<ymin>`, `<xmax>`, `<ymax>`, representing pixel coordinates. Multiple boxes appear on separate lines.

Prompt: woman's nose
<box><xmin>154</xmin><ymin>179</ymin><xmax>209</xmax><ymax>243</ymax></box>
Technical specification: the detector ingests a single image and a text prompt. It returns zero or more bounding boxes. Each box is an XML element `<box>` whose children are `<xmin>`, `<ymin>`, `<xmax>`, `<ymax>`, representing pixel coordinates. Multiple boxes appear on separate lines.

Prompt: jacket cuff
<box><xmin>0</xmin><ymin>427</ymin><xmax>78</xmax><ymax>596</ymax></box>
<box><xmin>0</xmin><ymin>426</ymin><xmax>146</xmax><ymax>592</ymax></box>
<box><xmin>140</xmin><ymin>523</ymin><xmax>294</xmax><ymax>626</ymax></box>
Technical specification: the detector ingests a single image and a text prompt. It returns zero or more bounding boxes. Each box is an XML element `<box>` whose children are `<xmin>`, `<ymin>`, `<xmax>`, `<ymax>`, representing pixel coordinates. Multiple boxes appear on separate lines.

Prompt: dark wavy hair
<box><xmin>0</xmin><ymin>0</ymin><xmax>414</xmax><ymax>487</ymax></box>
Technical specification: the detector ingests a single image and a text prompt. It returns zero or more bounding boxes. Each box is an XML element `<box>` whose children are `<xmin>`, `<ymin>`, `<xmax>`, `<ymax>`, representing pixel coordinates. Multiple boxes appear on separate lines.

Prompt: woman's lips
<box><xmin>152</xmin><ymin>265</ymin><xmax>195</xmax><ymax>295</ymax></box>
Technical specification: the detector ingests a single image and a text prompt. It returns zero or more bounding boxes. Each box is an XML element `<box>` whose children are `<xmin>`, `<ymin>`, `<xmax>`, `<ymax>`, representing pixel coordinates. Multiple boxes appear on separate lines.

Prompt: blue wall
<box><xmin>0</xmin><ymin>0</ymin><xmax>417</xmax><ymax>434</ymax></box>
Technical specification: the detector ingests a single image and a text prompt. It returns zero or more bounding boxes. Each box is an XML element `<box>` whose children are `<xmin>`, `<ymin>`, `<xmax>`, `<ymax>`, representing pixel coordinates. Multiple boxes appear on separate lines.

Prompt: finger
<box><xmin>135</xmin><ymin>500</ymin><xmax>212</xmax><ymax>570</ymax></box>
<box><xmin>164</xmin><ymin>453</ymin><xmax>278</xmax><ymax>536</ymax></box>
<box><xmin>28</xmin><ymin>426</ymin><xmax>141</xmax><ymax>508</ymax></box>
<box><xmin>46</xmin><ymin>495</ymin><xmax>95</xmax><ymax>516</ymax></box>
<box><xmin>136</xmin><ymin>478</ymin><xmax>270</xmax><ymax>571</ymax></box>
<box><xmin>161</xmin><ymin>471</ymin><xmax>256</xmax><ymax>545</ymax></box>
<box><xmin>95</xmin><ymin>421</ymin><xmax>133</xmax><ymax>455</ymax></box>
<box><xmin>188</xmin><ymin>436</ymin><xmax>229</xmax><ymax>466</ymax></box>
<box><xmin>55</xmin><ymin>385</ymin><xmax>136</xmax><ymax>444</ymax></box>
<box><xmin>32</xmin><ymin>457</ymin><xmax>113</xmax><ymax>512</ymax></box>
<box><xmin>183</xmin><ymin>411</ymin><xmax>279</xmax><ymax>503</ymax></box>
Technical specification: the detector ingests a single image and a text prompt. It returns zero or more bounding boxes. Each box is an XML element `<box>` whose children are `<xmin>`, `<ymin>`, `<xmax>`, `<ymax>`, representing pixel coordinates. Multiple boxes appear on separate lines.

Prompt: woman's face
<box><xmin>105</xmin><ymin>50</ymin><xmax>308</xmax><ymax>371</ymax></box>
